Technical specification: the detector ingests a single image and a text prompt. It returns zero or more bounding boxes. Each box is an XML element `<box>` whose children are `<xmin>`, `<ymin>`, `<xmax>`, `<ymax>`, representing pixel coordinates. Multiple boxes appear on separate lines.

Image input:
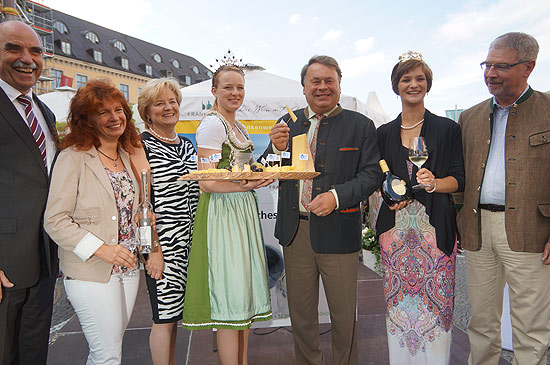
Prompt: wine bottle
<box><xmin>137</xmin><ymin>170</ymin><xmax>153</xmax><ymax>254</ymax></box>
<box><xmin>379</xmin><ymin>160</ymin><xmax>412</xmax><ymax>206</ymax></box>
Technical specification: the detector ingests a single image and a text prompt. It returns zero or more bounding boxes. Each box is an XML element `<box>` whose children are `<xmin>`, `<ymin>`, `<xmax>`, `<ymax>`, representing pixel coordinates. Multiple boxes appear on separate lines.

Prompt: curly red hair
<box><xmin>61</xmin><ymin>79</ymin><xmax>141</xmax><ymax>153</ymax></box>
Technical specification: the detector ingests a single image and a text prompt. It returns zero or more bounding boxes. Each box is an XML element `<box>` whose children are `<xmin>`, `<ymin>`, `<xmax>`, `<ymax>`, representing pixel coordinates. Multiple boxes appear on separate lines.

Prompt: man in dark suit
<box><xmin>265</xmin><ymin>55</ymin><xmax>381</xmax><ymax>364</ymax></box>
<box><xmin>0</xmin><ymin>20</ymin><xmax>58</xmax><ymax>364</ymax></box>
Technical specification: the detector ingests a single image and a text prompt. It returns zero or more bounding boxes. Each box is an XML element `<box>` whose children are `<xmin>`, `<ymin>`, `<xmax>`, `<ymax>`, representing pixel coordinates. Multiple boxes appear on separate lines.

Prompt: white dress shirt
<box><xmin>480</xmin><ymin>86</ymin><xmax>529</xmax><ymax>205</ymax></box>
<box><xmin>0</xmin><ymin>78</ymin><xmax>57</xmax><ymax>174</ymax></box>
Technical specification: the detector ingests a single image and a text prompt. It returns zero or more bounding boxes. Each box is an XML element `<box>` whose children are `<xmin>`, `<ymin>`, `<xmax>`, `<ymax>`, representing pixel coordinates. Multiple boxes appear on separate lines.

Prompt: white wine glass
<box><xmin>408</xmin><ymin>137</ymin><xmax>429</xmax><ymax>189</ymax></box>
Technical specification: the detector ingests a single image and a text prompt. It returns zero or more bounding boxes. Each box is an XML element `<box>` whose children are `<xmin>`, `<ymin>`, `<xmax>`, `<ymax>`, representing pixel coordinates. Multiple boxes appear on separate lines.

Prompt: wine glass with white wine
<box><xmin>408</xmin><ymin>137</ymin><xmax>430</xmax><ymax>189</ymax></box>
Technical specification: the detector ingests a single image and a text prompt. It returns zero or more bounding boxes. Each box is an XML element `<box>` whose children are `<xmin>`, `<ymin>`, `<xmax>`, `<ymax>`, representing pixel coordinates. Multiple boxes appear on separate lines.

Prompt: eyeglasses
<box><xmin>480</xmin><ymin>60</ymin><xmax>529</xmax><ymax>72</ymax></box>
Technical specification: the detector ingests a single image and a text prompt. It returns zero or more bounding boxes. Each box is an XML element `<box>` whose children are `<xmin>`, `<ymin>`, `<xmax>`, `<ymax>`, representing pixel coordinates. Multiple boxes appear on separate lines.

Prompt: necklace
<box><xmin>97</xmin><ymin>148</ymin><xmax>119</xmax><ymax>168</ymax></box>
<box><xmin>148</xmin><ymin>127</ymin><xmax>179</xmax><ymax>142</ymax></box>
<box><xmin>400</xmin><ymin>119</ymin><xmax>424</xmax><ymax>130</ymax></box>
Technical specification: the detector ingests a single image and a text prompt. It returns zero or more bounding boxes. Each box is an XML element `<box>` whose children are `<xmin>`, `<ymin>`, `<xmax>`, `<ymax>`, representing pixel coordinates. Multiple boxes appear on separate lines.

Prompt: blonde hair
<box><xmin>137</xmin><ymin>77</ymin><xmax>182</xmax><ymax>128</ymax></box>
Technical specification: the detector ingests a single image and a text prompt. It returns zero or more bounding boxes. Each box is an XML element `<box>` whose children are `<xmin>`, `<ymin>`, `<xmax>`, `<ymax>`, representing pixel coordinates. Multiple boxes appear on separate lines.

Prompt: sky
<box><xmin>40</xmin><ymin>0</ymin><xmax>550</xmax><ymax>119</ymax></box>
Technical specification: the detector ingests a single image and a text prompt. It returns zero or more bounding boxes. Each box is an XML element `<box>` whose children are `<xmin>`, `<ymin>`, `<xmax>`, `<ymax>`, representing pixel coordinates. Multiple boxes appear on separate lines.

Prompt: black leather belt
<box><xmin>299</xmin><ymin>214</ymin><xmax>309</xmax><ymax>221</ymax></box>
<box><xmin>479</xmin><ymin>204</ymin><xmax>505</xmax><ymax>212</ymax></box>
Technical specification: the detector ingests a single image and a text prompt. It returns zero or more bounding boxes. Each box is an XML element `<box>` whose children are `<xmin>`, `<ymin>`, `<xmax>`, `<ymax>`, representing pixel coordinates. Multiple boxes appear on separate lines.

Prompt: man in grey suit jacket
<box><xmin>265</xmin><ymin>55</ymin><xmax>381</xmax><ymax>364</ymax></box>
<box><xmin>0</xmin><ymin>21</ymin><xmax>58</xmax><ymax>364</ymax></box>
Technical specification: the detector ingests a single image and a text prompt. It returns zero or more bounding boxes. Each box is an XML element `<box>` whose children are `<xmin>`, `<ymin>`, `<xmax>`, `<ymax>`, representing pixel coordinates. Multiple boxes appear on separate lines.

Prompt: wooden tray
<box><xmin>178</xmin><ymin>171</ymin><xmax>320</xmax><ymax>181</ymax></box>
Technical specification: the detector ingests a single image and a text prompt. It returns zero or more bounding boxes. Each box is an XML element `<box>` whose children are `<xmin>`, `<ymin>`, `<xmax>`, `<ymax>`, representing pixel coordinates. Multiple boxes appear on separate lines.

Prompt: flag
<box><xmin>59</xmin><ymin>74</ymin><xmax>73</xmax><ymax>88</ymax></box>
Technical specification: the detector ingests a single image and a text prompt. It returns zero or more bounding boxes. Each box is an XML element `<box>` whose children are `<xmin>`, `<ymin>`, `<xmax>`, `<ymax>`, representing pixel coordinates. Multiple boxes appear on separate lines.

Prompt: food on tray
<box><xmin>250</xmin><ymin>162</ymin><xmax>264</xmax><ymax>172</ymax></box>
<box><xmin>286</xmin><ymin>105</ymin><xmax>298</xmax><ymax>122</ymax></box>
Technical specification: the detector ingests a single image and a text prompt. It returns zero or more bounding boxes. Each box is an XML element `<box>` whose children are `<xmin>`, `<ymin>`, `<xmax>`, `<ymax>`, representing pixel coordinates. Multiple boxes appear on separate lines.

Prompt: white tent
<box><xmin>366</xmin><ymin>91</ymin><xmax>391</xmax><ymax>126</ymax></box>
<box><xmin>38</xmin><ymin>86</ymin><xmax>76</xmax><ymax>123</ymax></box>
<box><xmin>178</xmin><ymin>67</ymin><xmax>389</xmax><ymax>127</ymax></box>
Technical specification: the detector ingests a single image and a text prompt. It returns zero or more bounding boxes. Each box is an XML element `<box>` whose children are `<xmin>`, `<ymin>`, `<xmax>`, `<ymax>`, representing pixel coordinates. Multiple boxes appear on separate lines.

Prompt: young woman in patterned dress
<box><xmin>376</xmin><ymin>54</ymin><xmax>464</xmax><ymax>364</ymax></box>
<box><xmin>137</xmin><ymin>78</ymin><xmax>200</xmax><ymax>365</ymax></box>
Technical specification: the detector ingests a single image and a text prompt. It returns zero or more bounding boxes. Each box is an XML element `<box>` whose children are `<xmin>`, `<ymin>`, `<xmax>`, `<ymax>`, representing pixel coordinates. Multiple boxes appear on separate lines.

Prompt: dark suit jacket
<box><xmin>457</xmin><ymin>88</ymin><xmax>550</xmax><ymax>252</ymax></box>
<box><xmin>263</xmin><ymin>105</ymin><xmax>381</xmax><ymax>254</ymax></box>
<box><xmin>0</xmin><ymin>88</ymin><xmax>58</xmax><ymax>288</ymax></box>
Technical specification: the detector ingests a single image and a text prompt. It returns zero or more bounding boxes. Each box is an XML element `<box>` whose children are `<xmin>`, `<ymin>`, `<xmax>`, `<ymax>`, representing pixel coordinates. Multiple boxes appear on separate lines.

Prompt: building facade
<box><xmin>2</xmin><ymin>1</ymin><xmax>211</xmax><ymax>105</ymax></box>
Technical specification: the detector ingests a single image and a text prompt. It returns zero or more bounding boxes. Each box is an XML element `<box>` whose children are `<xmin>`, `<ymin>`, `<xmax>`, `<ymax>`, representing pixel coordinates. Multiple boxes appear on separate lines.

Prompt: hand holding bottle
<box><xmin>389</xmin><ymin>200</ymin><xmax>411</xmax><ymax>211</ymax></box>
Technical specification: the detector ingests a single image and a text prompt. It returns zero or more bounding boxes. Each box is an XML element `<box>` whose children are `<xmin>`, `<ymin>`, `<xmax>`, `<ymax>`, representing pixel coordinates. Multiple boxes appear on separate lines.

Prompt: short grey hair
<box><xmin>490</xmin><ymin>32</ymin><xmax>539</xmax><ymax>61</ymax></box>
<box><xmin>137</xmin><ymin>77</ymin><xmax>182</xmax><ymax>129</ymax></box>
<box><xmin>300</xmin><ymin>55</ymin><xmax>342</xmax><ymax>86</ymax></box>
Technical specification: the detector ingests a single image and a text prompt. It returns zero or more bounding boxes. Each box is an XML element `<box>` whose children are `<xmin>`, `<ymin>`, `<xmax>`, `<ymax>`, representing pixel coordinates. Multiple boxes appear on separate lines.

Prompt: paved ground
<box><xmin>46</xmin><ymin>257</ymin><xmax>523</xmax><ymax>364</ymax></box>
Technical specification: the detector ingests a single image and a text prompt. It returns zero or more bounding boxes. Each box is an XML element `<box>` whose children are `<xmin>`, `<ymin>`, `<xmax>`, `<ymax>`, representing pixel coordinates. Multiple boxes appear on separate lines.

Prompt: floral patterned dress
<box><xmin>379</xmin><ymin>159</ymin><xmax>456</xmax><ymax>364</ymax></box>
<box><xmin>105</xmin><ymin>167</ymin><xmax>139</xmax><ymax>276</ymax></box>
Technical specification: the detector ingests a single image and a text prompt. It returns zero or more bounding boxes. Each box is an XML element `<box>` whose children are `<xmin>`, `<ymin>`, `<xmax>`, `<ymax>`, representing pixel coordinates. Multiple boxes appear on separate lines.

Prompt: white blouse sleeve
<box><xmin>196</xmin><ymin>115</ymin><xmax>227</xmax><ymax>150</ymax></box>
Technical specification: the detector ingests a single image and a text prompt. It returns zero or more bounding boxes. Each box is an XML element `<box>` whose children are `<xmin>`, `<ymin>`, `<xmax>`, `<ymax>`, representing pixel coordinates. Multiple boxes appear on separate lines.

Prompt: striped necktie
<box><xmin>301</xmin><ymin>113</ymin><xmax>324</xmax><ymax>211</ymax></box>
<box><xmin>17</xmin><ymin>95</ymin><xmax>47</xmax><ymax>165</ymax></box>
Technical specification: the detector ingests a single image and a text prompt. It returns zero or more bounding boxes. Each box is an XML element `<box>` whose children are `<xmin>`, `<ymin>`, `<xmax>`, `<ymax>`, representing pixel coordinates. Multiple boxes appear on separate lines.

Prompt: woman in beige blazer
<box><xmin>45</xmin><ymin>80</ymin><xmax>145</xmax><ymax>364</ymax></box>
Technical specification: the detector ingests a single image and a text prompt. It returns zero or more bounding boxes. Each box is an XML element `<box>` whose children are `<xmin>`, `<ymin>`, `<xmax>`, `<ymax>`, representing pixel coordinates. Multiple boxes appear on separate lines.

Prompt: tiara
<box><xmin>209</xmin><ymin>49</ymin><xmax>245</xmax><ymax>72</ymax></box>
<box><xmin>399</xmin><ymin>50</ymin><xmax>423</xmax><ymax>63</ymax></box>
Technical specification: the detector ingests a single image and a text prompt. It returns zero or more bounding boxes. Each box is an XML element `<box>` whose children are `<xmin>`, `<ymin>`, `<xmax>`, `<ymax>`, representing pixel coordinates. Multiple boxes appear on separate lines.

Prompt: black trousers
<box><xmin>0</xmin><ymin>268</ymin><xmax>56</xmax><ymax>365</ymax></box>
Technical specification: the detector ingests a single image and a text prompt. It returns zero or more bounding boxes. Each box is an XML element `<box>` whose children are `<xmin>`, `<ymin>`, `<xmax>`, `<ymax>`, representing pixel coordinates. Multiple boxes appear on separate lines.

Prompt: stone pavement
<box><xmin>47</xmin><ymin>263</ymin><xmax>513</xmax><ymax>364</ymax></box>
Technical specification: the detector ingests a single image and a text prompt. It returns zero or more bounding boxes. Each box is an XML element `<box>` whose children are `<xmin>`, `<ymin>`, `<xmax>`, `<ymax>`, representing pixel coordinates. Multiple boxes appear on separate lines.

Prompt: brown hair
<box><xmin>137</xmin><ymin>77</ymin><xmax>182</xmax><ymax>129</ymax></box>
<box><xmin>390</xmin><ymin>59</ymin><xmax>433</xmax><ymax>95</ymax></box>
<box><xmin>61</xmin><ymin>79</ymin><xmax>141</xmax><ymax>153</ymax></box>
<box><xmin>300</xmin><ymin>55</ymin><xmax>342</xmax><ymax>86</ymax></box>
<box><xmin>211</xmin><ymin>65</ymin><xmax>245</xmax><ymax>110</ymax></box>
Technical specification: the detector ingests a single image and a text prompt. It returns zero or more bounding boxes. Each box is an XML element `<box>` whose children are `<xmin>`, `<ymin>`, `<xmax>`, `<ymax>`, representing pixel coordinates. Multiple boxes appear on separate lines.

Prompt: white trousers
<box><xmin>64</xmin><ymin>273</ymin><xmax>140</xmax><ymax>365</ymax></box>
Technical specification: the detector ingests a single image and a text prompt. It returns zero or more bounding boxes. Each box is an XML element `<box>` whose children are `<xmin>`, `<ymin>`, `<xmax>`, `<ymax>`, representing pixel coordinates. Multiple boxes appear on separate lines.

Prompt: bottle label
<box><xmin>391</xmin><ymin>179</ymin><xmax>406</xmax><ymax>195</ymax></box>
<box><xmin>379</xmin><ymin>160</ymin><xmax>389</xmax><ymax>173</ymax></box>
<box><xmin>139</xmin><ymin>226</ymin><xmax>152</xmax><ymax>253</ymax></box>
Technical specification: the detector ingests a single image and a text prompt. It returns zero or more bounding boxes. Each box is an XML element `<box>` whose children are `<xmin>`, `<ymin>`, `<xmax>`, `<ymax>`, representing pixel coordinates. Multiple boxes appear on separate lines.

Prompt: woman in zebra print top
<box><xmin>137</xmin><ymin>78</ymin><xmax>199</xmax><ymax>365</ymax></box>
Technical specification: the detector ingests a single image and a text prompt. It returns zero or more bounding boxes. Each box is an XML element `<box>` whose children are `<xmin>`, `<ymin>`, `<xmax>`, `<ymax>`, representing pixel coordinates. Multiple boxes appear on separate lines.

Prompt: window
<box><xmin>121</xmin><ymin>57</ymin><xmax>129</xmax><ymax>70</ymax></box>
<box><xmin>206</xmin><ymin>70</ymin><xmax>213</xmax><ymax>78</ymax></box>
<box><xmin>51</xmin><ymin>69</ymin><xmax>63</xmax><ymax>88</ymax></box>
<box><xmin>153</xmin><ymin>53</ymin><xmax>162</xmax><ymax>63</ymax></box>
<box><xmin>137</xmin><ymin>87</ymin><xmax>142</xmax><ymax>96</ymax></box>
<box><xmin>191</xmin><ymin>65</ymin><xmax>199</xmax><ymax>74</ymax></box>
<box><xmin>60</xmin><ymin>41</ymin><xmax>71</xmax><ymax>55</ymax></box>
<box><xmin>184</xmin><ymin>75</ymin><xmax>191</xmax><ymax>85</ymax></box>
<box><xmin>85</xmin><ymin>31</ymin><xmax>99</xmax><ymax>43</ymax></box>
<box><xmin>76</xmin><ymin>74</ymin><xmax>88</xmax><ymax>89</ymax></box>
<box><xmin>113</xmin><ymin>40</ymin><xmax>126</xmax><ymax>52</ymax></box>
<box><xmin>93</xmin><ymin>49</ymin><xmax>102</xmax><ymax>63</ymax></box>
<box><xmin>119</xmin><ymin>84</ymin><xmax>129</xmax><ymax>100</ymax></box>
<box><xmin>53</xmin><ymin>21</ymin><xmax>68</xmax><ymax>34</ymax></box>
<box><xmin>145</xmin><ymin>64</ymin><xmax>152</xmax><ymax>76</ymax></box>
<box><xmin>171</xmin><ymin>59</ymin><xmax>180</xmax><ymax>68</ymax></box>
<box><xmin>166</xmin><ymin>70</ymin><xmax>173</xmax><ymax>78</ymax></box>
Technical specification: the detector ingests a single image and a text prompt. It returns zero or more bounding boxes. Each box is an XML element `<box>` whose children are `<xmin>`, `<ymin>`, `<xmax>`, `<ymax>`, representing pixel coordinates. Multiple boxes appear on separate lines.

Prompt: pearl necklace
<box><xmin>400</xmin><ymin>119</ymin><xmax>424</xmax><ymax>130</ymax></box>
<box><xmin>148</xmin><ymin>127</ymin><xmax>179</xmax><ymax>142</ymax></box>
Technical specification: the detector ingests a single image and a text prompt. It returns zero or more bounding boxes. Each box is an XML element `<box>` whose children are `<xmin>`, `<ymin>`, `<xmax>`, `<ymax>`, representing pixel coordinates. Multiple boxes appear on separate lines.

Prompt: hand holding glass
<box><xmin>408</xmin><ymin>137</ymin><xmax>429</xmax><ymax>189</ymax></box>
